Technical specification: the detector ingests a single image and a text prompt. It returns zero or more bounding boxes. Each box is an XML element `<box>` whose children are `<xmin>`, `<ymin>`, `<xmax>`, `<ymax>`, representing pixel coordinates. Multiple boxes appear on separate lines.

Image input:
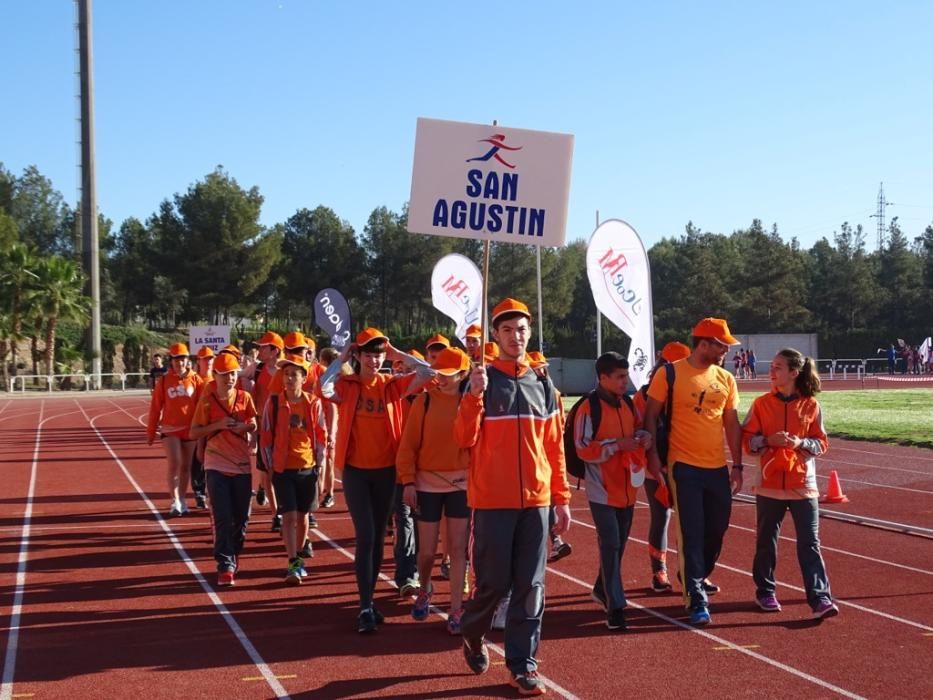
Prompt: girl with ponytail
<box><xmin>741</xmin><ymin>348</ymin><xmax>839</xmax><ymax>619</ymax></box>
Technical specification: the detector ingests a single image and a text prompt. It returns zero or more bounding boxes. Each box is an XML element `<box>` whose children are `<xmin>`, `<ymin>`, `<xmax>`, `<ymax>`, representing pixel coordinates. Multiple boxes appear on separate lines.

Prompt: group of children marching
<box><xmin>147</xmin><ymin>298</ymin><xmax>838</xmax><ymax>696</ymax></box>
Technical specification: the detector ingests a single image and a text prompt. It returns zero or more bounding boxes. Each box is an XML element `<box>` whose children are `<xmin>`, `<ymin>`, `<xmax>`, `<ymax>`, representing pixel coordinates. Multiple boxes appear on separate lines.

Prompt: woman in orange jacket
<box><xmin>742</xmin><ymin>348</ymin><xmax>838</xmax><ymax>619</ymax></box>
<box><xmin>260</xmin><ymin>353</ymin><xmax>326</xmax><ymax>586</ymax></box>
<box><xmin>332</xmin><ymin>328</ymin><xmax>433</xmax><ymax>633</ymax></box>
<box><xmin>398</xmin><ymin>347</ymin><xmax>472</xmax><ymax>634</ymax></box>
<box><xmin>147</xmin><ymin>343</ymin><xmax>204</xmax><ymax>516</ymax></box>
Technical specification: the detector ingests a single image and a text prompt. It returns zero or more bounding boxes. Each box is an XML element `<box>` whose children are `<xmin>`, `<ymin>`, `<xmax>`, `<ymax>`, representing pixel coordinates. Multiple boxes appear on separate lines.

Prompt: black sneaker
<box><xmin>271</xmin><ymin>514</ymin><xmax>282</xmax><ymax>533</ymax></box>
<box><xmin>308</xmin><ymin>513</ymin><xmax>318</xmax><ymax>529</ymax></box>
<box><xmin>373</xmin><ymin>608</ymin><xmax>385</xmax><ymax>625</ymax></box>
<box><xmin>606</xmin><ymin>608</ymin><xmax>627</xmax><ymax>631</ymax></box>
<box><xmin>358</xmin><ymin>608</ymin><xmax>378</xmax><ymax>634</ymax></box>
<box><xmin>509</xmin><ymin>670</ymin><xmax>545</xmax><ymax>696</ymax></box>
<box><xmin>256</xmin><ymin>486</ymin><xmax>267</xmax><ymax>506</ymax></box>
<box><xmin>463</xmin><ymin>637</ymin><xmax>489</xmax><ymax>675</ymax></box>
<box><xmin>702</xmin><ymin>578</ymin><xmax>721</xmax><ymax>595</ymax></box>
<box><xmin>591</xmin><ymin>581</ymin><xmax>608</xmax><ymax>612</ymax></box>
<box><xmin>195</xmin><ymin>493</ymin><xmax>207</xmax><ymax>509</ymax></box>
<box><xmin>300</xmin><ymin>539</ymin><xmax>313</xmax><ymax>559</ymax></box>
<box><xmin>321</xmin><ymin>493</ymin><xmax>335</xmax><ymax>508</ymax></box>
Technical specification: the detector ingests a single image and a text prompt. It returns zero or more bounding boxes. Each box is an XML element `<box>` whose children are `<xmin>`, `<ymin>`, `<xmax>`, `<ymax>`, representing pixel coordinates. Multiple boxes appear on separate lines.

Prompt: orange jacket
<box><xmin>332</xmin><ymin>372</ymin><xmax>417</xmax><ymax>471</ymax></box>
<box><xmin>396</xmin><ymin>389</ymin><xmax>470</xmax><ymax>486</ymax></box>
<box><xmin>742</xmin><ymin>391</ymin><xmax>828</xmax><ymax>492</ymax></box>
<box><xmin>573</xmin><ymin>390</ymin><xmax>645</xmax><ymax>508</ymax></box>
<box><xmin>259</xmin><ymin>391</ymin><xmax>326</xmax><ymax>473</ymax></box>
<box><xmin>455</xmin><ymin>358</ymin><xmax>569</xmax><ymax>509</ymax></box>
<box><xmin>147</xmin><ymin>369</ymin><xmax>204</xmax><ymax>441</ymax></box>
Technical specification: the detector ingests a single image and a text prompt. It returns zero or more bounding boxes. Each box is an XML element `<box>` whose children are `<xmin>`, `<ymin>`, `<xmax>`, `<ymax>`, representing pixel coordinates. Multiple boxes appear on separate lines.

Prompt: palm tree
<box><xmin>32</xmin><ymin>256</ymin><xmax>89</xmax><ymax>376</ymax></box>
<box><xmin>0</xmin><ymin>243</ymin><xmax>39</xmax><ymax>378</ymax></box>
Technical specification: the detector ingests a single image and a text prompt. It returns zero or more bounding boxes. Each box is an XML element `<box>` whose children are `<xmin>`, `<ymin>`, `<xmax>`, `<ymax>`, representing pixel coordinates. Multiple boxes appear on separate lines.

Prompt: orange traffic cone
<box><xmin>820</xmin><ymin>470</ymin><xmax>849</xmax><ymax>504</ymax></box>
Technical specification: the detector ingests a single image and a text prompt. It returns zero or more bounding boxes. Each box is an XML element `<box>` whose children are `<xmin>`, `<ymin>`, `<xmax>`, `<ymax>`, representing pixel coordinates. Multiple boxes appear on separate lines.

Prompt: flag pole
<box><xmin>595</xmin><ymin>210</ymin><xmax>602</xmax><ymax>357</ymax></box>
<box><xmin>479</xmin><ymin>119</ymin><xmax>498</xmax><ymax>368</ymax></box>
<box><xmin>536</xmin><ymin>246</ymin><xmax>544</xmax><ymax>352</ymax></box>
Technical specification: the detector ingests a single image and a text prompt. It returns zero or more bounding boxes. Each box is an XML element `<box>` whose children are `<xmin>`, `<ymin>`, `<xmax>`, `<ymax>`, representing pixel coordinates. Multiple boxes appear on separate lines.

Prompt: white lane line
<box><xmin>821</xmin><ymin>459</ymin><xmax>931</xmax><ymax>476</ymax></box>
<box><xmin>0</xmin><ymin>402</ymin><xmax>12</xmax><ymax>418</ymax></box>
<box><xmin>0</xmin><ymin>522</ymin><xmax>209</xmax><ymax>534</ymax></box>
<box><xmin>0</xmin><ymin>401</ymin><xmax>43</xmax><ymax>700</ymax></box>
<box><xmin>634</xmin><ymin>500</ymin><xmax>933</xmax><ymax>577</ymax></box>
<box><xmin>75</xmin><ymin>401</ymin><xmax>291</xmax><ymax>700</ymax></box>
<box><xmin>310</xmin><ymin>527</ymin><xmax>581</xmax><ymax>700</ymax></box>
<box><xmin>571</xmin><ymin>517</ymin><xmax>933</xmax><ymax>633</ymax></box>
<box><xmin>814</xmin><ymin>474</ymin><xmax>933</xmax><ymax>495</ymax></box>
<box><xmin>831</xmin><ymin>445</ymin><xmax>933</xmax><ymax>463</ymax></box>
<box><xmin>546</xmin><ymin>566</ymin><xmax>865</xmax><ymax>700</ymax></box>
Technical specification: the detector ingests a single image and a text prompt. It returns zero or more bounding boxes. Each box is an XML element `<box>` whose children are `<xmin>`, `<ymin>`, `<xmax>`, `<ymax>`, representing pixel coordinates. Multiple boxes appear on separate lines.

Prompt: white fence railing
<box><xmin>7</xmin><ymin>372</ymin><xmax>151</xmax><ymax>393</ymax></box>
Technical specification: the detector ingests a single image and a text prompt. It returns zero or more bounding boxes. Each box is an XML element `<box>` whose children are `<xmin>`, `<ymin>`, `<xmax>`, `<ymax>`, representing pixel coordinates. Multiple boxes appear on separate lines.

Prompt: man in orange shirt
<box><xmin>457</xmin><ymin>298</ymin><xmax>569</xmax><ymax>697</ymax></box>
<box><xmin>644</xmin><ymin>318</ymin><xmax>743</xmax><ymax>626</ymax></box>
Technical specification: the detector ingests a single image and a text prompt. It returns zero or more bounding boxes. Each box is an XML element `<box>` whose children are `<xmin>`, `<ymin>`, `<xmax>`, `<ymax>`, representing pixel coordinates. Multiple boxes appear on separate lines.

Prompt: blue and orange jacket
<box><xmin>573</xmin><ymin>388</ymin><xmax>646</xmax><ymax>508</ymax></box>
<box><xmin>455</xmin><ymin>358</ymin><xmax>569</xmax><ymax>509</ymax></box>
<box><xmin>742</xmin><ymin>391</ymin><xmax>828</xmax><ymax>492</ymax></box>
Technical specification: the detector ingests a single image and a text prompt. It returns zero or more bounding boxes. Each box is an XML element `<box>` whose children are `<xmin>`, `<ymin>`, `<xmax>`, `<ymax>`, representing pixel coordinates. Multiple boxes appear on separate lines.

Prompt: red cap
<box><xmin>660</xmin><ymin>342</ymin><xmax>691</xmax><ymax>363</ymax></box>
<box><xmin>692</xmin><ymin>318</ymin><xmax>740</xmax><ymax>346</ymax></box>
<box><xmin>491</xmin><ymin>298</ymin><xmax>531</xmax><ymax>324</ymax></box>
<box><xmin>425</xmin><ymin>334</ymin><xmax>451</xmax><ymax>350</ymax></box>
<box><xmin>432</xmin><ymin>347</ymin><xmax>471</xmax><ymax>376</ymax></box>
<box><xmin>256</xmin><ymin>331</ymin><xmax>285</xmax><ymax>350</ymax></box>
<box><xmin>168</xmin><ymin>342</ymin><xmax>190</xmax><ymax>358</ymax></box>
<box><xmin>356</xmin><ymin>327</ymin><xmax>389</xmax><ymax>347</ymax></box>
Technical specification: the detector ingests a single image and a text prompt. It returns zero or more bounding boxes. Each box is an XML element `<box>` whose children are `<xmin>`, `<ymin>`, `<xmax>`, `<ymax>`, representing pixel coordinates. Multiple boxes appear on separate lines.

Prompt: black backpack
<box><xmin>563</xmin><ymin>391</ymin><xmax>634</xmax><ymax>480</ymax></box>
<box><xmin>651</xmin><ymin>362</ymin><xmax>676</xmax><ymax>466</ymax></box>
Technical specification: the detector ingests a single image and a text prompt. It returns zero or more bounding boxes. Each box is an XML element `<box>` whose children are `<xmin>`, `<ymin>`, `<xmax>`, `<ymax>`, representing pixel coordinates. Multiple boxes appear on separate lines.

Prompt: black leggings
<box><xmin>342</xmin><ymin>465</ymin><xmax>397</xmax><ymax>610</ymax></box>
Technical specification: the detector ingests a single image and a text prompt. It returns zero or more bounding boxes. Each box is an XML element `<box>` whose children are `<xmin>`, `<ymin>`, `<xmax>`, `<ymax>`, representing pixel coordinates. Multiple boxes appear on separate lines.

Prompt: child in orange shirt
<box><xmin>260</xmin><ymin>353</ymin><xmax>326</xmax><ymax>585</ymax></box>
<box><xmin>147</xmin><ymin>343</ymin><xmax>204</xmax><ymax>516</ymax></box>
<box><xmin>189</xmin><ymin>353</ymin><xmax>257</xmax><ymax>586</ymax></box>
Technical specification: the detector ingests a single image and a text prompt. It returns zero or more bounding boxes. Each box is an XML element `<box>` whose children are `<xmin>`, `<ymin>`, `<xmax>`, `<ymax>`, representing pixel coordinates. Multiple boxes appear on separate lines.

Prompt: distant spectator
<box><xmin>747</xmin><ymin>349</ymin><xmax>757</xmax><ymax>379</ymax></box>
<box><xmin>149</xmin><ymin>353</ymin><xmax>168</xmax><ymax>391</ymax></box>
<box><xmin>886</xmin><ymin>344</ymin><xmax>896</xmax><ymax>375</ymax></box>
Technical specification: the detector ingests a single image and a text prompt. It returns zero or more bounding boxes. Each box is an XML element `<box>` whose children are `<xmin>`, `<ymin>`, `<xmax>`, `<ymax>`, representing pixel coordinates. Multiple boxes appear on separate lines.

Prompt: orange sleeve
<box><xmin>545</xmin><ymin>409</ymin><xmax>570</xmax><ymax>505</ymax></box>
<box><xmin>742</xmin><ymin>397</ymin><xmax>765</xmax><ymax>455</ymax></box>
<box><xmin>396</xmin><ymin>394</ymin><xmax>427</xmax><ymax>486</ymax></box>
<box><xmin>311</xmin><ymin>397</ymin><xmax>327</xmax><ymax>452</ymax></box>
<box><xmin>454</xmin><ymin>393</ymin><xmax>483</xmax><ymax>448</ymax></box>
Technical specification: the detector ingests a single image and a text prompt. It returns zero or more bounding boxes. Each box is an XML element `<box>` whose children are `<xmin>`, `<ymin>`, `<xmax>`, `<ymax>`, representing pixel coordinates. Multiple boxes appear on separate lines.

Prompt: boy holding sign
<box><xmin>457</xmin><ymin>298</ymin><xmax>570</xmax><ymax>697</ymax></box>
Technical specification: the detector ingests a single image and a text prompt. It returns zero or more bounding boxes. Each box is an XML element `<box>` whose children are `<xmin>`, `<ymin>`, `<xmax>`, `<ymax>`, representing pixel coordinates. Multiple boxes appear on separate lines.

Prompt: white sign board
<box><xmin>189</xmin><ymin>325</ymin><xmax>230</xmax><ymax>354</ymax></box>
<box><xmin>408</xmin><ymin>117</ymin><xmax>574</xmax><ymax>247</ymax></box>
<box><xmin>431</xmin><ymin>254</ymin><xmax>484</xmax><ymax>345</ymax></box>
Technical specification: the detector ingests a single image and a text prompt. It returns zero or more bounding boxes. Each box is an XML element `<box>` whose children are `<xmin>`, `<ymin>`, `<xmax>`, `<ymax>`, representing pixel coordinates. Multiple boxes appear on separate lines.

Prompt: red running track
<box><xmin>1</xmin><ymin>395</ymin><xmax>932</xmax><ymax>699</ymax></box>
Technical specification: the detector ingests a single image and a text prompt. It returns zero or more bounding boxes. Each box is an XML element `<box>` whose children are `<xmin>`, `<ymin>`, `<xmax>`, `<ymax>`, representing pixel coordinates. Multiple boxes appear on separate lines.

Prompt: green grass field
<box><xmin>563</xmin><ymin>389</ymin><xmax>933</xmax><ymax>448</ymax></box>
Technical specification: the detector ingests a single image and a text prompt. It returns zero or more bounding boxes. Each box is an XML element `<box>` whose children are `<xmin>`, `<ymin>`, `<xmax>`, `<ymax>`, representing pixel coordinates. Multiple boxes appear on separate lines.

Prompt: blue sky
<box><xmin>3</xmin><ymin>1</ymin><xmax>932</xmax><ymax>250</ymax></box>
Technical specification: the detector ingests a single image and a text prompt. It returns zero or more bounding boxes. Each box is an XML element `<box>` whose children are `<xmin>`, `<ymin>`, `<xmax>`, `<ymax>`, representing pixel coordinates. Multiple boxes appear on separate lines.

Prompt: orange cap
<box><xmin>168</xmin><ymin>342</ymin><xmax>190</xmax><ymax>358</ymax></box>
<box><xmin>491</xmin><ymin>298</ymin><xmax>531</xmax><ymax>324</ymax></box>
<box><xmin>196</xmin><ymin>346</ymin><xmax>214</xmax><ymax>359</ymax></box>
<box><xmin>212</xmin><ymin>353</ymin><xmax>240</xmax><ymax>375</ymax></box>
<box><xmin>407</xmin><ymin>349</ymin><xmax>425</xmax><ymax>361</ymax></box>
<box><xmin>425</xmin><ymin>334</ymin><xmax>450</xmax><ymax>350</ymax></box>
<box><xmin>483</xmin><ymin>342</ymin><xmax>500</xmax><ymax>362</ymax></box>
<box><xmin>305</xmin><ymin>335</ymin><xmax>317</xmax><ymax>349</ymax></box>
<box><xmin>432</xmin><ymin>347</ymin><xmax>471</xmax><ymax>375</ymax></box>
<box><xmin>526</xmin><ymin>350</ymin><xmax>548</xmax><ymax>367</ymax></box>
<box><xmin>283</xmin><ymin>331</ymin><xmax>307</xmax><ymax>350</ymax></box>
<box><xmin>465</xmin><ymin>324</ymin><xmax>483</xmax><ymax>339</ymax></box>
<box><xmin>692</xmin><ymin>318</ymin><xmax>740</xmax><ymax>346</ymax></box>
<box><xmin>276</xmin><ymin>353</ymin><xmax>310</xmax><ymax>373</ymax></box>
<box><xmin>356</xmin><ymin>327</ymin><xmax>388</xmax><ymax>347</ymax></box>
<box><xmin>661</xmin><ymin>341</ymin><xmax>691</xmax><ymax>363</ymax></box>
<box><xmin>219</xmin><ymin>344</ymin><xmax>241</xmax><ymax>359</ymax></box>
<box><xmin>257</xmin><ymin>331</ymin><xmax>285</xmax><ymax>350</ymax></box>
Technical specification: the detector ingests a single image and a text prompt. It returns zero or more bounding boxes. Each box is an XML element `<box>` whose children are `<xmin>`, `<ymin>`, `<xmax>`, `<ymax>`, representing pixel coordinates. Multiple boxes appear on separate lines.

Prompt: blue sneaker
<box><xmin>411</xmin><ymin>589</ymin><xmax>432</xmax><ymax>621</ymax></box>
<box><xmin>689</xmin><ymin>607</ymin><xmax>711</xmax><ymax>626</ymax></box>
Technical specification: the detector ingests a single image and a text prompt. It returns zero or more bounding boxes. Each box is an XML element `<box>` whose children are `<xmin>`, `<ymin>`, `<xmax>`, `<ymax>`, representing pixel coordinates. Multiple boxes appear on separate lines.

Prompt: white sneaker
<box><xmin>168</xmin><ymin>501</ymin><xmax>182</xmax><ymax>517</ymax></box>
<box><xmin>491</xmin><ymin>597</ymin><xmax>509</xmax><ymax>630</ymax></box>
<box><xmin>179</xmin><ymin>501</ymin><xmax>190</xmax><ymax>515</ymax></box>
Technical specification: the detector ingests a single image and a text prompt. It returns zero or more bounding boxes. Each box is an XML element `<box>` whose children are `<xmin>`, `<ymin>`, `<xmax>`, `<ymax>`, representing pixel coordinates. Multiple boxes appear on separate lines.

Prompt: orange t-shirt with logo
<box><xmin>285</xmin><ymin>397</ymin><xmax>315</xmax><ymax>469</ymax></box>
<box><xmin>347</xmin><ymin>375</ymin><xmax>395</xmax><ymax>468</ymax></box>
<box><xmin>647</xmin><ymin>358</ymin><xmax>738</xmax><ymax>468</ymax></box>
